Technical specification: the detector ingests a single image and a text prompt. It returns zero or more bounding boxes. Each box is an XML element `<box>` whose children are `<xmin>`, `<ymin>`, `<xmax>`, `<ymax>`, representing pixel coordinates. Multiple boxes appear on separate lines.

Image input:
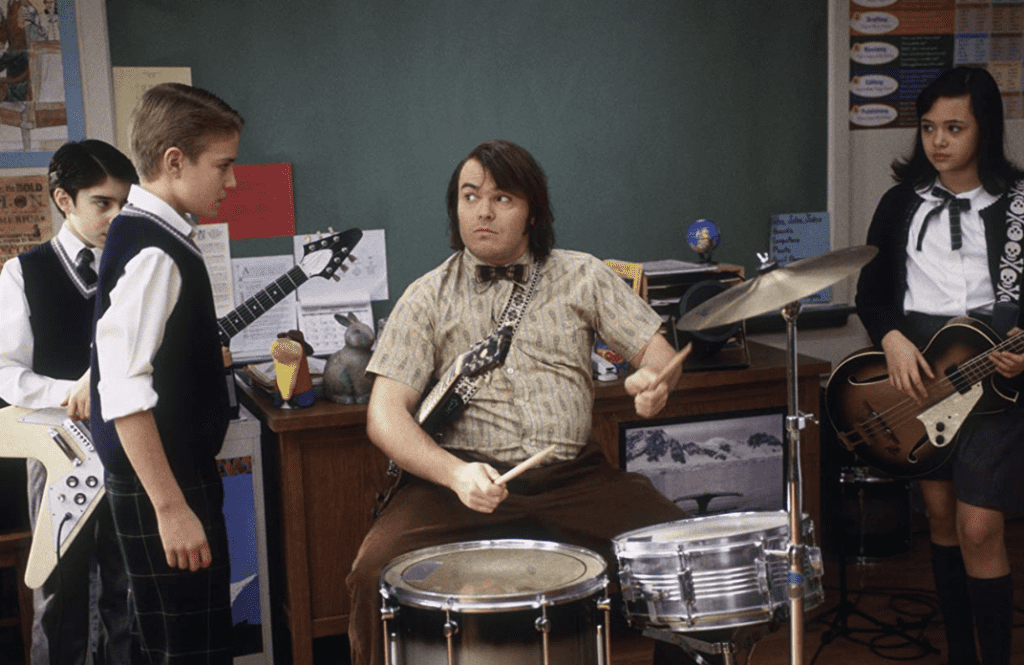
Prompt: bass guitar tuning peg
<box><xmin>348</xmin><ymin>254</ymin><xmax>358</xmax><ymax>263</ymax></box>
<box><xmin>332</xmin><ymin>275</ymin><xmax>341</xmax><ymax>282</ymax></box>
<box><xmin>328</xmin><ymin>226</ymin><xmax>335</xmax><ymax>234</ymax></box>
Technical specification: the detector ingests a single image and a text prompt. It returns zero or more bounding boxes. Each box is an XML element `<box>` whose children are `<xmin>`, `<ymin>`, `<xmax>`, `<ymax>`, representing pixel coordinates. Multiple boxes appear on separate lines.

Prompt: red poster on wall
<box><xmin>200</xmin><ymin>163</ymin><xmax>295</xmax><ymax>239</ymax></box>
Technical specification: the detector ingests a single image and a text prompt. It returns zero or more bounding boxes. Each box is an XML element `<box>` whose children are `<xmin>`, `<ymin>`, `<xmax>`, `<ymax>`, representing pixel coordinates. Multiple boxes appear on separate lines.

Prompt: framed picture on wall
<box><xmin>0</xmin><ymin>0</ymin><xmax>88</xmax><ymax>166</ymax></box>
<box><xmin>620</xmin><ymin>407</ymin><xmax>787</xmax><ymax>517</ymax></box>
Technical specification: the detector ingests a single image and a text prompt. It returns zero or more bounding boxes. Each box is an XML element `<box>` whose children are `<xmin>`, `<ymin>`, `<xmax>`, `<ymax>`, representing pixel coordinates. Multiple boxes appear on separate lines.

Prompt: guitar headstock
<box><xmin>457</xmin><ymin>325</ymin><xmax>514</xmax><ymax>379</ymax></box>
<box><xmin>299</xmin><ymin>227</ymin><xmax>363</xmax><ymax>280</ymax></box>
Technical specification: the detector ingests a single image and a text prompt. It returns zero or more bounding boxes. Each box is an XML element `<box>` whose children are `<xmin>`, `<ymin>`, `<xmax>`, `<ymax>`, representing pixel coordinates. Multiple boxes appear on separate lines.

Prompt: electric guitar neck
<box><xmin>217</xmin><ymin>227</ymin><xmax>362</xmax><ymax>345</ymax></box>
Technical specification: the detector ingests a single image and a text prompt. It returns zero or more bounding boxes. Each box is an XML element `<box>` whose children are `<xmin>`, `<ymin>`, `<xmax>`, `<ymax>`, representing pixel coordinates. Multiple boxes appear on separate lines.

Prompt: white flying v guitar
<box><xmin>0</xmin><ymin>406</ymin><xmax>103</xmax><ymax>588</ymax></box>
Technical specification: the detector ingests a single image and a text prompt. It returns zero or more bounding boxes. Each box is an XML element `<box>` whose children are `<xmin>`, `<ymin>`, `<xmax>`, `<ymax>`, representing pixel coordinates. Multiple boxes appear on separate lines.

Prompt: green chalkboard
<box><xmin>106</xmin><ymin>0</ymin><xmax>828</xmax><ymax>318</ymax></box>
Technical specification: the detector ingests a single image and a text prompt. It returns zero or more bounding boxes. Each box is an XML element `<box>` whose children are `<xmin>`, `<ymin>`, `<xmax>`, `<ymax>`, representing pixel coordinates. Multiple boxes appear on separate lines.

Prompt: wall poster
<box><xmin>0</xmin><ymin>173</ymin><xmax>50</xmax><ymax>265</ymax></box>
<box><xmin>0</xmin><ymin>0</ymin><xmax>85</xmax><ymax>164</ymax></box>
<box><xmin>849</xmin><ymin>0</ymin><xmax>1024</xmax><ymax>129</ymax></box>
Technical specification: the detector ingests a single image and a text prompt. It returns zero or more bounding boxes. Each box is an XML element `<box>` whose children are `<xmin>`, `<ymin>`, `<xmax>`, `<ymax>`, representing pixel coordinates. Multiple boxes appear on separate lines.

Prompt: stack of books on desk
<box><xmin>642</xmin><ymin>259</ymin><xmax>744</xmax><ymax>318</ymax></box>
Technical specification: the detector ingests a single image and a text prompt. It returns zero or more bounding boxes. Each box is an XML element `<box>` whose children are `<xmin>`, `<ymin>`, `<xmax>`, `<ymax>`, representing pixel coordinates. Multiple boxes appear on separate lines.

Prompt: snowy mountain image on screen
<box><xmin>624</xmin><ymin>413</ymin><xmax>784</xmax><ymax>514</ymax></box>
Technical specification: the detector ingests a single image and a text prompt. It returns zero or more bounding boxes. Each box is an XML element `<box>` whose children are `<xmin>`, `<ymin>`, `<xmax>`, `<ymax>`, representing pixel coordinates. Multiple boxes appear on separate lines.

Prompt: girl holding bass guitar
<box><xmin>855</xmin><ymin>66</ymin><xmax>1024</xmax><ymax>665</ymax></box>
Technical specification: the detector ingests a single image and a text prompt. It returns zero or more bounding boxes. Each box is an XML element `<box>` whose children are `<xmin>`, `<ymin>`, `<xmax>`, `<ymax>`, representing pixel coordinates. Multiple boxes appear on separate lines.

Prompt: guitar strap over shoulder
<box><xmin>374</xmin><ymin>260</ymin><xmax>542</xmax><ymax>515</ymax></box>
<box><xmin>415</xmin><ymin>258</ymin><xmax>542</xmax><ymax>436</ymax></box>
<box><xmin>995</xmin><ymin>179</ymin><xmax>1024</xmax><ymax>306</ymax></box>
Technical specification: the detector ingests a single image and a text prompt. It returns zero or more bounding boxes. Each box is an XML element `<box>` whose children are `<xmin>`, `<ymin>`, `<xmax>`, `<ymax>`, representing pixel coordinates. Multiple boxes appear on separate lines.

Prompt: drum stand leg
<box><xmin>808</xmin><ymin>521</ymin><xmax>938</xmax><ymax>664</ymax></box>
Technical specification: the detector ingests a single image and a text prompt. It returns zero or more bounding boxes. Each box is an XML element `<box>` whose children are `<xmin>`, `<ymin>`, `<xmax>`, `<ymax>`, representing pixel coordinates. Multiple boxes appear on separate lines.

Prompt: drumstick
<box><xmin>653</xmin><ymin>342</ymin><xmax>693</xmax><ymax>386</ymax></box>
<box><xmin>495</xmin><ymin>445</ymin><xmax>557</xmax><ymax>484</ymax></box>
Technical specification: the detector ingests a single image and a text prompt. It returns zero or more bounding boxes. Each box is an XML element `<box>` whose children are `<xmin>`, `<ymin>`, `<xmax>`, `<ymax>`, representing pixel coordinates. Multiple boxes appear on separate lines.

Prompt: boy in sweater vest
<box><xmin>0</xmin><ymin>140</ymin><xmax>137</xmax><ymax>665</ymax></box>
<box><xmin>90</xmin><ymin>83</ymin><xmax>243</xmax><ymax>665</ymax></box>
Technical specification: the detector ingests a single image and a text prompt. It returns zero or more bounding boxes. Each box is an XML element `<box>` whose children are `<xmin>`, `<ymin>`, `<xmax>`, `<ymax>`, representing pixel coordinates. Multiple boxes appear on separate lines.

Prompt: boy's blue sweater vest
<box><xmin>90</xmin><ymin>213</ymin><xmax>229</xmax><ymax>481</ymax></box>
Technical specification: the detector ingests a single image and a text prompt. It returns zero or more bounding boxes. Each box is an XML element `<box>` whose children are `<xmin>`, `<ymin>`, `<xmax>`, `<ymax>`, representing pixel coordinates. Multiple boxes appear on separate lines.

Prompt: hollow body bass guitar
<box><xmin>825</xmin><ymin>317</ymin><xmax>1021</xmax><ymax>477</ymax></box>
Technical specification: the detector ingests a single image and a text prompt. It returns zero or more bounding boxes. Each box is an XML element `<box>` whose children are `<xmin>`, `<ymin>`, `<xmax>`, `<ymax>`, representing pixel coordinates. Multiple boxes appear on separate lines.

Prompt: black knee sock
<box><xmin>931</xmin><ymin>543</ymin><xmax>979</xmax><ymax>665</ymax></box>
<box><xmin>967</xmin><ymin>573</ymin><xmax>1013</xmax><ymax>665</ymax></box>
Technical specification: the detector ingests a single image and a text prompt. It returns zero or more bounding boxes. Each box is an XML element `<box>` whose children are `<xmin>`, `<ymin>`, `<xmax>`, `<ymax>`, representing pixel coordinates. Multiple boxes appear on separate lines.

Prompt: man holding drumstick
<box><xmin>347</xmin><ymin>139</ymin><xmax>691</xmax><ymax>665</ymax></box>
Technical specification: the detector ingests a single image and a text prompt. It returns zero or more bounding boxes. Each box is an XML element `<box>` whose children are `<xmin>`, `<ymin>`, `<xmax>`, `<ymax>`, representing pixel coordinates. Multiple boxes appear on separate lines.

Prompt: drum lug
<box><xmin>618</xmin><ymin>563</ymin><xmax>638</xmax><ymax>601</ymax></box>
<box><xmin>443</xmin><ymin>612</ymin><xmax>459</xmax><ymax>638</ymax></box>
<box><xmin>678</xmin><ymin>568</ymin><xmax>695</xmax><ymax>604</ymax></box>
<box><xmin>755</xmin><ymin>558</ymin><xmax>771</xmax><ymax>599</ymax></box>
<box><xmin>805</xmin><ymin>545</ymin><xmax>823</xmax><ymax>576</ymax></box>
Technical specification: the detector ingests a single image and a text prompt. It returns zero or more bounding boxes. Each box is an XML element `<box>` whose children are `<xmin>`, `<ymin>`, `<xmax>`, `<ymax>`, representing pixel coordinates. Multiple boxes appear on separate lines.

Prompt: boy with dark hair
<box><xmin>90</xmin><ymin>82</ymin><xmax>244</xmax><ymax>665</ymax></box>
<box><xmin>0</xmin><ymin>139</ymin><xmax>137</xmax><ymax>664</ymax></box>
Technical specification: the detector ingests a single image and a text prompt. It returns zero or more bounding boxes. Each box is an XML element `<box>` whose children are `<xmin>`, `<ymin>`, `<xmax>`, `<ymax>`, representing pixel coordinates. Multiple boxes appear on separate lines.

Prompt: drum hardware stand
<box><xmin>596</xmin><ymin>595</ymin><xmax>612</xmax><ymax>665</ymax></box>
<box><xmin>643</xmin><ymin>624</ymin><xmax>772</xmax><ymax>665</ymax></box>
<box><xmin>673</xmin><ymin>247</ymin><xmax>881</xmax><ymax>665</ymax></box>
<box><xmin>780</xmin><ymin>299</ymin><xmax>812</xmax><ymax>665</ymax></box>
<box><xmin>807</xmin><ymin>496</ymin><xmax>937</xmax><ymax>664</ymax></box>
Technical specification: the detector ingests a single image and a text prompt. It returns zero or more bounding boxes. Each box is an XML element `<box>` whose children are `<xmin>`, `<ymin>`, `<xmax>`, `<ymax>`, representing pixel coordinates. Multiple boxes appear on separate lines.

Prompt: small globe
<box><xmin>687</xmin><ymin>219</ymin><xmax>721</xmax><ymax>256</ymax></box>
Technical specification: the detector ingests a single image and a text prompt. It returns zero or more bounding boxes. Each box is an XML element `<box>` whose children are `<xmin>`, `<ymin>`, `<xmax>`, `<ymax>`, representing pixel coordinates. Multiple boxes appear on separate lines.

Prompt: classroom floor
<box><xmin>312</xmin><ymin>518</ymin><xmax>1024</xmax><ymax>665</ymax></box>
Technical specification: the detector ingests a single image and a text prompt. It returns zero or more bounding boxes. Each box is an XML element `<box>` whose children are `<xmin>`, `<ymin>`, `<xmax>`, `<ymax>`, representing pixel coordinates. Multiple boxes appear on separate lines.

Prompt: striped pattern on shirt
<box><xmin>367</xmin><ymin>249</ymin><xmax>662</xmax><ymax>464</ymax></box>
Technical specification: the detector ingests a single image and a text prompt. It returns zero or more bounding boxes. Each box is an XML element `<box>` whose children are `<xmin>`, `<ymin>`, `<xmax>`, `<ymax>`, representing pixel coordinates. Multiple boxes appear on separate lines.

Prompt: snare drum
<box><xmin>380</xmin><ymin>539</ymin><xmax>610</xmax><ymax>665</ymax></box>
<box><xmin>613</xmin><ymin>511</ymin><xmax>824</xmax><ymax>631</ymax></box>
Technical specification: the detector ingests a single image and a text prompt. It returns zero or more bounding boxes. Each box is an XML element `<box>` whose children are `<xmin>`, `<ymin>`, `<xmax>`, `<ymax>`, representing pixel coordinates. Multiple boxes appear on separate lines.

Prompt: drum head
<box><xmin>381</xmin><ymin>539</ymin><xmax>607</xmax><ymax>612</ymax></box>
<box><xmin>614</xmin><ymin>511</ymin><xmax>794</xmax><ymax>551</ymax></box>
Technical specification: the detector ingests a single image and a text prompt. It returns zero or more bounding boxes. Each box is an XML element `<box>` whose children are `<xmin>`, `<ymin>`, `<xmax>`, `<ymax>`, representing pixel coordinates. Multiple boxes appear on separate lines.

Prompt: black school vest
<box><xmin>90</xmin><ymin>212</ymin><xmax>229</xmax><ymax>481</ymax></box>
<box><xmin>19</xmin><ymin>239</ymin><xmax>94</xmax><ymax>380</ymax></box>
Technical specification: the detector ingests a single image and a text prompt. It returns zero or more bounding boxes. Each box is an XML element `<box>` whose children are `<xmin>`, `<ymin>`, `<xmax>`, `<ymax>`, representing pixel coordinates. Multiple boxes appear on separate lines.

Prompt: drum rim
<box><xmin>612</xmin><ymin>510</ymin><xmax>810</xmax><ymax>552</ymax></box>
<box><xmin>380</xmin><ymin>539</ymin><xmax>608</xmax><ymax>612</ymax></box>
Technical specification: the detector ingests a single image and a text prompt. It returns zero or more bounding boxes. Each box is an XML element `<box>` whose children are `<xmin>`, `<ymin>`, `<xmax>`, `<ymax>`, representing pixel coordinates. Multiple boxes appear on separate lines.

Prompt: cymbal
<box><xmin>675</xmin><ymin>246</ymin><xmax>877</xmax><ymax>331</ymax></box>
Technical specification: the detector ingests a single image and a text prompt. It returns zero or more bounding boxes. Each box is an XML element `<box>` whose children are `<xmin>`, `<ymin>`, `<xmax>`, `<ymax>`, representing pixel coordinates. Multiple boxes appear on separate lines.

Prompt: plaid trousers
<box><xmin>104</xmin><ymin>467</ymin><xmax>232</xmax><ymax>665</ymax></box>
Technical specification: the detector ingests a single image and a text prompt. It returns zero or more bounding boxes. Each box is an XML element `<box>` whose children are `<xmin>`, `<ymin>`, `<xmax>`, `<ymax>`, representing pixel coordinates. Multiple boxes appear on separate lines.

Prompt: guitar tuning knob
<box><xmin>328</xmin><ymin>226</ymin><xmax>335</xmax><ymax>233</ymax></box>
<box><xmin>304</xmin><ymin>235</ymin><xmax>311</xmax><ymax>242</ymax></box>
<box><xmin>348</xmin><ymin>254</ymin><xmax>357</xmax><ymax>263</ymax></box>
<box><xmin>332</xmin><ymin>274</ymin><xmax>341</xmax><ymax>282</ymax></box>
<box><xmin>340</xmin><ymin>264</ymin><xmax>349</xmax><ymax>273</ymax></box>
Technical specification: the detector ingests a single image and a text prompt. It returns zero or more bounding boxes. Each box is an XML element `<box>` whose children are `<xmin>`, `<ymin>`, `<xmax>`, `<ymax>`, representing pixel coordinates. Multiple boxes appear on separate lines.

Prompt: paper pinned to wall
<box><xmin>769</xmin><ymin>211</ymin><xmax>831</xmax><ymax>303</ymax></box>
<box><xmin>194</xmin><ymin>223</ymin><xmax>235</xmax><ymax>317</ymax></box>
<box><xmin>112</xmin><ymin>67</ymin><xmax>192</xmax><ymax>157</ymax></box>
<box><xmin>298</xmin><ymin>292</ymin><xmax>374</xmax><ymax>357</ymax></box>
<box><xmin>293</xmin><ymin>229</ymin><xmax>388</xmax><ymax>303</ymax></box>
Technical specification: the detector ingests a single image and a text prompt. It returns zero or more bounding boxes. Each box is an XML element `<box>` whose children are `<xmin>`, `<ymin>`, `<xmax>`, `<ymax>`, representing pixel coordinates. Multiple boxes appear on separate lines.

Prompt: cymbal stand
<box><xmin>779</xmin><ymin>300</ymin><xmax>812</xmax><ymax>665</ymax></box>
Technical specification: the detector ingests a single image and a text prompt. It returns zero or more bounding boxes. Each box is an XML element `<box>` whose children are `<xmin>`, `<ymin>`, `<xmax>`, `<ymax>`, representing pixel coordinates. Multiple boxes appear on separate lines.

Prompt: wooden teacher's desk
<box><xmin>237</xmin><ymin>340</ymin><xmax>830</xmax><ymax>665</ymax></box>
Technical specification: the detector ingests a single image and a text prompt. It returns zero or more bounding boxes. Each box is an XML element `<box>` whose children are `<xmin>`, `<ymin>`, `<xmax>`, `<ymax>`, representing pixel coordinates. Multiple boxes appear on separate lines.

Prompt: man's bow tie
<box><xmin>476</xmin><ymin>263</ymin><xmax>527</xmax><ymax>284</ymax></box>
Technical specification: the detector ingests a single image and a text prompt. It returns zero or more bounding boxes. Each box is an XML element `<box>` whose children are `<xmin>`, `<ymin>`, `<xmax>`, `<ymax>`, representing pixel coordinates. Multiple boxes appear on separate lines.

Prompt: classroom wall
<box><xmin>105</xmin><ymin>0</ymin><xmax>829</xmax><ymax>319</ymax></box>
